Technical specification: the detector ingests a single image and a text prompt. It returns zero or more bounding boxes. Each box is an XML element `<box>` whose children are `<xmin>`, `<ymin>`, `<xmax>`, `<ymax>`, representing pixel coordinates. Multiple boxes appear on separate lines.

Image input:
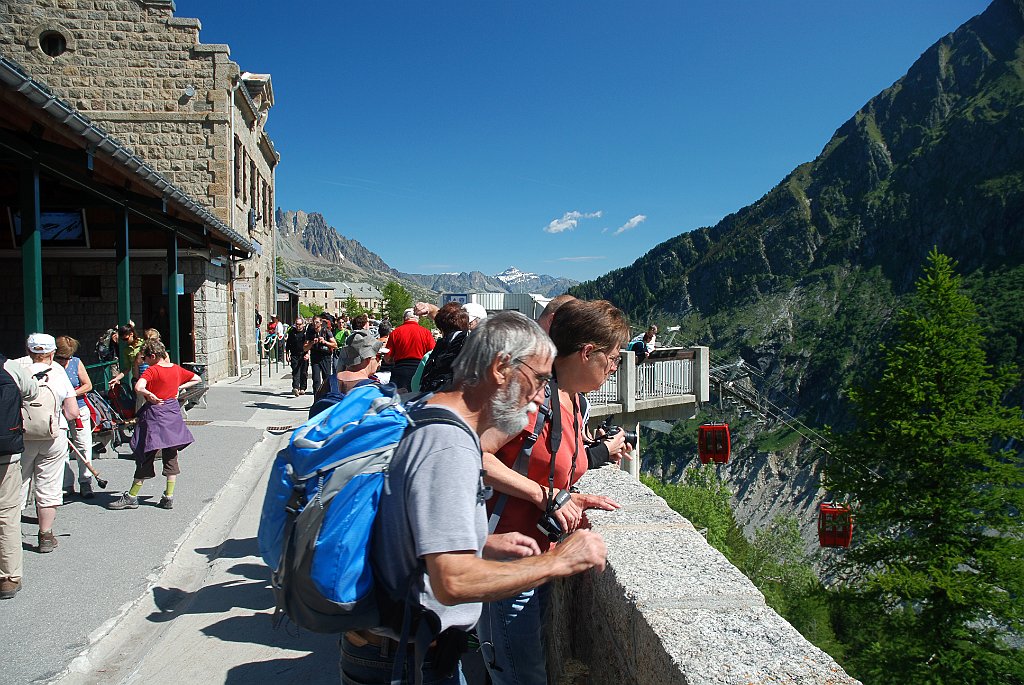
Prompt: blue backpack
<box><xmin>258</xmin><ymin>383</ymin><xmax>472</xmax><ymax>636</ymax></box>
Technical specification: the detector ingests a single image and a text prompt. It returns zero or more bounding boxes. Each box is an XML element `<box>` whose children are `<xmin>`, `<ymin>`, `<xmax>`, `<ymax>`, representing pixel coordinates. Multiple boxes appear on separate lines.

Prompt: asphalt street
<box><xmin>1</xmin><ymin>367</ymin><xmax>320</xmax><ymax>685</ymax></box>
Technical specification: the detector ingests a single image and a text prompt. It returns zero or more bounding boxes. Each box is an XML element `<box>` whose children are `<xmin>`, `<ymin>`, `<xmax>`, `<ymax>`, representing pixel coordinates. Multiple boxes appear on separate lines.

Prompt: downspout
<box><xmin>229</xmin><ymin>80</ymin><xmax>243</xmax><ymax>376</ymax></box>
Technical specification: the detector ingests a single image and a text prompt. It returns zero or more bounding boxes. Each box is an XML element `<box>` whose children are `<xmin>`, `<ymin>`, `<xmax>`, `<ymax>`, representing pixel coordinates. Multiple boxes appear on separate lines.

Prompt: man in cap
<box><xmin>15</xmin><ymin>334</ymin><xmax>80</xmax><ymax>554</ymax></box>
<box><xmin>307</xmin><ymin>330</ymin><xmax>384</xmax><ymax>419</ymax></box>
<box><xmin>384</xmin><ymin>308</ymin><xmax>435</xmax><ymax>392</ymax></box>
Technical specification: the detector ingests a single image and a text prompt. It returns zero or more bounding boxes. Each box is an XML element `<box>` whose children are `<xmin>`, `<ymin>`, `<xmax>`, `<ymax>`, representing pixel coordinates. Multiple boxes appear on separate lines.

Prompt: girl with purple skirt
<box><xmin>108</xmin><ymin>340</ymin><xmax>200</xmax><ymax>511</ymax></box>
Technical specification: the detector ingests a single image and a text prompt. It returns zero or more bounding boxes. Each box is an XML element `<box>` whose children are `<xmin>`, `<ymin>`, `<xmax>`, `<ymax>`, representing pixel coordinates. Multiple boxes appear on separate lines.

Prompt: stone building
<box><xmin>324</xmin><ymin>281</ymin><xmax>383</xmax><ymax>316</ymax></box>
<box><xmin>288</xmin><ymin>277</ymin><xmax>336</xmax><ymax>314</ymax></box>
<box><xmin>0</xmin><ymin>0</ymin><xmax>279</xmax><ymax>381</ymax></box>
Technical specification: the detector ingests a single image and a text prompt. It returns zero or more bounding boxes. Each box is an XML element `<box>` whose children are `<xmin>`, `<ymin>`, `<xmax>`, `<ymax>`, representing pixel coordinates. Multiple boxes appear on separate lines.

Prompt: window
<box><xmin>39</xmin><ymin>31</ymin><xmax>67</xmax><ymax>58</ymax></box>
<box><xmin>233</xmin><ymin>137</ymin><xmax>242</xmax><ymax>199</ymax></box>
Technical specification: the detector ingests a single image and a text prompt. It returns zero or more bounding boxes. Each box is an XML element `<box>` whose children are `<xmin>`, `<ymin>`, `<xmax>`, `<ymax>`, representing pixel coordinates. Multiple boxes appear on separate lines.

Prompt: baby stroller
<box><xmin>84</xmin><ymin>388</ymin><xmax>134</xmax><ymax>455</ymax></box>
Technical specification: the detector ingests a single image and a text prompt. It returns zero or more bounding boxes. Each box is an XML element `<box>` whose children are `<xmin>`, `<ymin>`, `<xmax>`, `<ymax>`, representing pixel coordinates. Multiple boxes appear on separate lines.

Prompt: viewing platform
<box><xmin>585</xmin><ymin>347</ymin><xmax>710</xmax><ymax>478</ymax></box>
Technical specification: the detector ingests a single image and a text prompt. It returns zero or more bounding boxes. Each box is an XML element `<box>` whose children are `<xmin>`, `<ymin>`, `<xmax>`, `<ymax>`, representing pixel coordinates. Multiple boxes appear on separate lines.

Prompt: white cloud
<box><xmin>555</xmin><ymin>255</ymin><xmax>605</xmax><ymax>262</ymax></box>
<box><xmin>543</xmin><ymin>210</ymin><xmax>603</xmax><ymax>234</ymax></box>
<box><xmin>613</xmin><ymin>214</ymin><xmax>647</xmax><ymax>236</ymax></box>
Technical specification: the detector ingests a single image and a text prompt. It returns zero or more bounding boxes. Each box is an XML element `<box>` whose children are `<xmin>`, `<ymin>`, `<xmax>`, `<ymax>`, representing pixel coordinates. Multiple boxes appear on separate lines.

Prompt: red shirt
<box><xmin>488</xmin><ymin>392</ymin><xmax>587</xmax><ymax>551</ymax></box>
<box><xmin>386</xmin><ymin>320</ymin><xmax>435</xmax><ymax>362</ymax></box>
<box><xmin>141</xmin><ymin>363</ymin><xmax>195</xmax><ymax>400</ymax></box>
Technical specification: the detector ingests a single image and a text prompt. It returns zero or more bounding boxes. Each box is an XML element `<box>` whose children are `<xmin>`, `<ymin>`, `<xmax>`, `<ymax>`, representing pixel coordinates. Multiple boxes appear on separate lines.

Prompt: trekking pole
<box><xmin>65</xmin><ymin>432</ymin><xmax>108</xmax><ymax>489</ymax></box>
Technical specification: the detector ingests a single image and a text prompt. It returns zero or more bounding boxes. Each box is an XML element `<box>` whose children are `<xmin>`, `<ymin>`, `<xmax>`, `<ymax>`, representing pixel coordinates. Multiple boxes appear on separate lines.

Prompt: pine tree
<box><xmin>381</xmin><ymin>281</ymin><xmax>413</xmax><ymax>325</ymax></box>
<box><xmin>827</xmin><ymin>249</ymin><xmax>1024</xmax><ymax>684</ymax></box>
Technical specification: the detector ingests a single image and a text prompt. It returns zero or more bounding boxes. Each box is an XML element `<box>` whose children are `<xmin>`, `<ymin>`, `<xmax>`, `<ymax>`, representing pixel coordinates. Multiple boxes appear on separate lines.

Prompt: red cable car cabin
<box><xmin>698</xmin><ymin>423</ymin><xmax>731</xmax><ymax>464</ymax></box>
<box><xmin>818</xmin><ymin>502</ymin><xmax>853</xmax><ymax>548</ymax></box>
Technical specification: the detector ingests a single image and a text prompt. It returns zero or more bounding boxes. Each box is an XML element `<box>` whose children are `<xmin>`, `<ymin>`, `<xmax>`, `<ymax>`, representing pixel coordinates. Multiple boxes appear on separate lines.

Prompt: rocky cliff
<box><xmin>575</xmin><ymin>0</ymin><xmax>1024</xmax><ymax>546</ymax></box>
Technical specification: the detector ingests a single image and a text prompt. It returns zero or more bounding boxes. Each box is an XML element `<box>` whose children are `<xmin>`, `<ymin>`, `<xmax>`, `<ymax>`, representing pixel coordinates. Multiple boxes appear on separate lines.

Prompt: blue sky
<box><xmin>175</xmin><ymin>1</ymin><xmax>990</xmax><ymax>282</ymax></box>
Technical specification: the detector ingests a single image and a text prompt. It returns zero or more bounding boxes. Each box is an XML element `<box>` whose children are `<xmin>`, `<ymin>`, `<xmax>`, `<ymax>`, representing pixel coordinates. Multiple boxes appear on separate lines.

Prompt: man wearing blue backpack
<box><xmin>345</xmin><ymin>311</ymin><xmax>608</xmax><ymax>684</ymax></box>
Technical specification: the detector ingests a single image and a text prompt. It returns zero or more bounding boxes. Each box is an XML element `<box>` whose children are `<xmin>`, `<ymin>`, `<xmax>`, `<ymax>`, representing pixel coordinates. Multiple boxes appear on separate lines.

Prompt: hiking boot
<box><xmin>157</xmin><ymin>496</ymin><xmax>174</xmax><ymax>510</ymax></box>
<box><xmin>0</xmin><ymin>579</ymin><xmax>21</xmax><ymax>599</ymax></box>
<box><xmin>108</xmin><ymin>492</ymin><xmax>139</xmax><ymax>510</ymax></box>
<box><xmin>79</xmin><ymin>480</ymin><xmax>95</xmax><ymax>500</ymax></box>
<box><xmin>38</xmin><ymin>531</ymin><xmax>58</xmax><ymax>553</ymax></box>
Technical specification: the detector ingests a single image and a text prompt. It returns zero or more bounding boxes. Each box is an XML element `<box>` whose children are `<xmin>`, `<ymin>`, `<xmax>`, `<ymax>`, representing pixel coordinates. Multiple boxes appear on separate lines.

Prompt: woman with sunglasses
<box><xmin>480</xmin><ymin>298</ymin><xmax>629</xmax><ymax>685</ymax></box>
<box><xmin>53</xmin><ymin>336</ymin><xmax>95</xmax><ymax>499</ymax></box>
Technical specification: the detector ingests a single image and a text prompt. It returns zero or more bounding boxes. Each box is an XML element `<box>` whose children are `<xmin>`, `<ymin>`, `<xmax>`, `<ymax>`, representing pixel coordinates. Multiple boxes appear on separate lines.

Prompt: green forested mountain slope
<box><xmin>573</xmin><ymin>0</ymin><xmax>1024</xmax><ymax>427</ymax></box>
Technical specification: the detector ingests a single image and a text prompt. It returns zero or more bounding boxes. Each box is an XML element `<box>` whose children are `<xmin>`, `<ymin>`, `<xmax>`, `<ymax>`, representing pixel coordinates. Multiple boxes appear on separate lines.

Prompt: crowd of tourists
<box><xmin>0</xmin><ymin>323</ymin><xmax>200</xmax><ymax>602</ymax></box>
<box><xmin>289</xmin><ymin>296</ymin><xmax>648</xmax><ymax>684</ymax></box>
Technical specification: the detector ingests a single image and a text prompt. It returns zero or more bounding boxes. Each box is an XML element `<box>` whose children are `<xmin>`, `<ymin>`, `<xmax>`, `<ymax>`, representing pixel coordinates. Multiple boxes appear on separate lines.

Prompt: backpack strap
<box><xmin>487</xmin><ymin>377</ymin><xmax>558</xmax><ymax>534</ymax></box>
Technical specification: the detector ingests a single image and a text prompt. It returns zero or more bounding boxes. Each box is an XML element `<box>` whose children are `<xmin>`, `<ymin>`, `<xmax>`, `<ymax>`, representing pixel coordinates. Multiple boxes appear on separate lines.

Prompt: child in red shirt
<box><xmin>108</xmin><ymin>340</ymin><xmax>201</xmax><ymax>511</ymax></box>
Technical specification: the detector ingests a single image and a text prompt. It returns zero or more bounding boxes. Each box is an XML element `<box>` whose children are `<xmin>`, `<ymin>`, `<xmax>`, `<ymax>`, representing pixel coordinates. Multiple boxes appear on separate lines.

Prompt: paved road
<box><xmin>1</xmin><ymin>369</ymin><xmax>316</xmax><ymax>685</ymax></box>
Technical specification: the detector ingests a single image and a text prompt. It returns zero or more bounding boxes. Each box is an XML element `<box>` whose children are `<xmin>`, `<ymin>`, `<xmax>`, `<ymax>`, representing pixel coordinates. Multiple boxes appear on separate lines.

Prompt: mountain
<box><xmin>572</xmin><ymin>0</ymin><xmax>1024</xmax><ymax>542</ymax></box>
<box><xmin>400</xmin><ymin>267</ymin><xmax>578</xmax><ymax>297</ymax></box>
<box><xmin>276</xmin><ymin>209</ymin><xmax>578</xmax><ymax>298</ymax></box>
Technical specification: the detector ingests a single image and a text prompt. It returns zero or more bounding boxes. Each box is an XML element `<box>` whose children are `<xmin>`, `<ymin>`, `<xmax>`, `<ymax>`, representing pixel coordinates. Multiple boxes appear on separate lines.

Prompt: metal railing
<box><xmin>586</xmin><ymin>350</ymin><xmax>697</xmax><ymax>408</ymax></box>
<box><xmin>85</xmin><ymin>361</ymin><xmax>117</xmax><ymax>393</ymax></box>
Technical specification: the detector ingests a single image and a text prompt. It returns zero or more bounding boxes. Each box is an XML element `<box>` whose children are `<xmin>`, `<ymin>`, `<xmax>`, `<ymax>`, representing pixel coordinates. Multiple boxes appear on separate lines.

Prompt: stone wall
<box><xmin>546</xmin><ymin>466</ymin><xmax>860</xmax><ymax>685</ymax></box>
<box><xmin>0</xmin><ymin>254</ymin><xmax>230</xmax><ymax>377</ymax></box>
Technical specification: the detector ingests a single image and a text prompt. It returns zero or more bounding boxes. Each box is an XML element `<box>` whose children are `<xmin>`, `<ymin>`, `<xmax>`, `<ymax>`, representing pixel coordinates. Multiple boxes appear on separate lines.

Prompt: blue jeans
<box><xmin>477</xmin><ymin>585</ymin><xmax>548</xmax><ymax>685</ymax></box>
<box><xmin>339</xmin><ymin>634</ymin><xmax>466</xmax><ymax>685</ymax></box>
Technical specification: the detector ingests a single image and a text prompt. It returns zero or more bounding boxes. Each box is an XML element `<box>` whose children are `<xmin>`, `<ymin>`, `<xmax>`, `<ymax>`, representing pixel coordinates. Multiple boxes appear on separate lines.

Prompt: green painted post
<box><xmin>166</xmin><ymin>231</ymin><xmax>180</xmax><ymax>363</ymax></box>
<box><xmin>116</xmin><ymin>206</ymin><xmax>131</xmax><ymax>327</ymax></box>
<box><xmin>21</xmin><ymin>160</ymin><xmax>43</xmax><ymax>337</ymax></box>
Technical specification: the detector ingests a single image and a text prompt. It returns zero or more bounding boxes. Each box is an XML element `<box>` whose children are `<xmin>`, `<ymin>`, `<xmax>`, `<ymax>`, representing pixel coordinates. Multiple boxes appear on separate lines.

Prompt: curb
<box><xmin>51</xmin><ymin>427</ymin><xmax>290</xmax><ymax>685</ymax></box>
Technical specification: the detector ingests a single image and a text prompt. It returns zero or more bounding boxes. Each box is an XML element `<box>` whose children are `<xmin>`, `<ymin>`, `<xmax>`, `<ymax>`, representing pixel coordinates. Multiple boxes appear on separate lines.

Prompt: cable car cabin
<box><xmin>818</xmin><ymin>502</ymin><xmax>853</xmax><ymax>548</ymax></box>
<box><xmin>698</xmin><ymin>423</ymin><xmax>731</xmax><ymax>464</ymax></box>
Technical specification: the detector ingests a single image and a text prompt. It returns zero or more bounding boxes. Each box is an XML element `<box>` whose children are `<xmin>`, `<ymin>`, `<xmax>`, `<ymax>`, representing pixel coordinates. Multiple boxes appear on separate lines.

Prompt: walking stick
<box><xmin>65</xmin><ymin>432</ymin><xmax>108</xmax><ymax>489</ymax></box>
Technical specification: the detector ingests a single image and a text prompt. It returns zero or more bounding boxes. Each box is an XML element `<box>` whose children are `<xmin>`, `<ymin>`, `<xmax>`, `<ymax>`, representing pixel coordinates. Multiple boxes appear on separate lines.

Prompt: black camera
<box><xmin>600</xmin><ymin>416</ymin><xmax>637</xmax><ymax>449</ymax></box>
<box><xmin>536</xmin><ymin>488</ymin><xmax>571</xmax><ymax>542</ymax></box>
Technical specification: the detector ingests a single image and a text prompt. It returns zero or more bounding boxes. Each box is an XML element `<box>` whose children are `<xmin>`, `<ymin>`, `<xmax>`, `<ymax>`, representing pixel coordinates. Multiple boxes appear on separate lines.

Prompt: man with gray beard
<box><xmin>343</xmin><ymin>312</ymin><xmax>607</xmax><ymax>685</ymax></box>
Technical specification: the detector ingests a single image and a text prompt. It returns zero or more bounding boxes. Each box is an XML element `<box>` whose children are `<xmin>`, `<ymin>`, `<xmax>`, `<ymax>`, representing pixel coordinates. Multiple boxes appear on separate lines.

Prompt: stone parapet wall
<box><xmin>547</xmin><ymin>467</ymin><xmax>859</xmax><ymax>685</ymax></box>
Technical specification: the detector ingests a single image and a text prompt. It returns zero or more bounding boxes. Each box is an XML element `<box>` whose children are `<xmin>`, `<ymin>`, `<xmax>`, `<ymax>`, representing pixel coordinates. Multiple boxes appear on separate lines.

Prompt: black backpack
<box><xmin>0</xmin><ymin>354</ymin><xmax>25</xmax><ymax>457</ymax></box>
<box><xmin>419</xmin><ymin>331</ymin><xmax>467</xmax><ymax>393</ymax></box>
<box><xmin>95</xmin><ymin>328</ymin><xmax>117</xmax><ymax>362</ymax></box>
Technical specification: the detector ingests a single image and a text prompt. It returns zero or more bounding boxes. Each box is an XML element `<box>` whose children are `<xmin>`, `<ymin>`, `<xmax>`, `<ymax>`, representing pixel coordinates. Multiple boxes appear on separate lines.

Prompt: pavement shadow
<box><xmin>251</xmin><ymin>402</ymin><xmax>308</xmax><ymax>412</ymax></box>
<box><xmin>224</xmin><ymin>651</ymin><xmax>338</xmax><ymax>685</ymax></box>
<box><xmin>196</xmin><ymin>536</ymin><xmax>259</xmax><ymax>561</ymax></box>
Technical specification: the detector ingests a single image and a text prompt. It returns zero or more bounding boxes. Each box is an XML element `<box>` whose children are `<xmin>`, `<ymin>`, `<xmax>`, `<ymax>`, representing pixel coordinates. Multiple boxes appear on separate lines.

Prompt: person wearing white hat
<box><xmin>16</xmin><ymin>333</ymin><xmax>80</xmax><ymax>554</ymax></box>
<box><xmin>462</xmin><ymin>302</ymin><xmax>488</xmax><ymax>330</ymax></box>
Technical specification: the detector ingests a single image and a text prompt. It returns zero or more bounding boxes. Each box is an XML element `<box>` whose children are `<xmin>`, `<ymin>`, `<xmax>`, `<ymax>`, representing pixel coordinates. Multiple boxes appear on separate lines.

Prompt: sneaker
<box><xmin>0</xmin><ymin>579</ymin><xmax>21</xmax><ymax>599</ymax></box>
<box><xmin>38</xmin><ymin>531</ymin><xmax>57</xmax><ymax>553</ymax></box>
<box><xmin>108</xmin><ymin>492</ymin><xmax>139</xmax><ymax>510</ymax></box>
<box><xmin>79</xmin><ymin>480</ymin><xmax>95</xmax><ymax>500</ymax></box>
<box><xmin>157</xmin><ymin>496</ymin><xmax>174</xmax><ymax>510</ymax></box>
<box><xmin>292</xmin><ymin>388</ymin><xmax>300</xmax><ymax>397</ymax></box>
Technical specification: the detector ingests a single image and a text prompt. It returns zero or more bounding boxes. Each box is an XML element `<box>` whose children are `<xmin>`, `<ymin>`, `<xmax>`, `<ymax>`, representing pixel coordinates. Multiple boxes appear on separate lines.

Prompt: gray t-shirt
<box><xmin>372</xmin><ymin>405</ymin><xmax>488</xmax><ymax>636</ymax></box>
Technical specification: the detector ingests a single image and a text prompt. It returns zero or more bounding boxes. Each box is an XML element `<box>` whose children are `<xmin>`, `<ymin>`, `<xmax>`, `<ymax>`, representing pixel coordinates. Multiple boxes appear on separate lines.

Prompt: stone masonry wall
<box><xmin>546</xmin><ymin>466</ymin><xmax>860</xmax><ymax>685</ymax></box>
<box><xmin>1</xmin><ymin>0</ymin><xmax>278</xmax><ymax>377</ymax></box>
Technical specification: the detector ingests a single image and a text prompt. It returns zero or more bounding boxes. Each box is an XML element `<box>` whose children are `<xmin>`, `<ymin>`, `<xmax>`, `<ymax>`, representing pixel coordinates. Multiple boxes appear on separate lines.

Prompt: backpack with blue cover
<box><xmin>258</xmin><ymin>383</ymin><xmax>472</xmax><ymax>637</ymax></box>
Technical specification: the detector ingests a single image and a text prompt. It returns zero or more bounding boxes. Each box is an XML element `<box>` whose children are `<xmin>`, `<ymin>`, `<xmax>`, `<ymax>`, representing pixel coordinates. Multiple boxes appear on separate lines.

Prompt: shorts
<box><xmin>21</xmin><ymin>435</ymin><xmax>69</xmax><ymax>508</ymax></box>
<box><xmin>134</xmin><ymin>448</ymin><xmax>181</xmax><ymax>480</ymax></box>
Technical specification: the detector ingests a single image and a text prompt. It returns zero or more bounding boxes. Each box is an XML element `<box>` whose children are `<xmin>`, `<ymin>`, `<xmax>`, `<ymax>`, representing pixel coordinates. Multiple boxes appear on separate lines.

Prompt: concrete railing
<box><xmin>545</xmin><ymin>466</ymin><xmax>860</xmax><ymax>685</ymax></box>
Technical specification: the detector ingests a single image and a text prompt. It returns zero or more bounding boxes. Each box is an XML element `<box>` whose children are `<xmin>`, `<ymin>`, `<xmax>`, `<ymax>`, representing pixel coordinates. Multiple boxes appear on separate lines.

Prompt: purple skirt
<box><xmin>131</xmin><ymin>398</ymin><xmax>195</xmax><ymax>456</ymax></box>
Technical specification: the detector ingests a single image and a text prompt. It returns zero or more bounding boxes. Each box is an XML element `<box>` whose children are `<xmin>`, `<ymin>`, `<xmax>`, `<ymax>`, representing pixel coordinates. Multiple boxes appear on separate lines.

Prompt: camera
<box><xmin>600</xmin><ymin>416</ymin><xmax>637</xmax><ymax>449</ymax></box>
<box><xmin>536</xmin><ymin>488</ymin><xmax>571</xmax><ymax>542</ymax></box>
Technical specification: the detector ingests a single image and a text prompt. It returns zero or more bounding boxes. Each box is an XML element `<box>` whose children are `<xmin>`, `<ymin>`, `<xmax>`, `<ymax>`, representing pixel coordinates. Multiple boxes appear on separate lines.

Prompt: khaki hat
<box><xmin>341</xmin><ymin>329</ymin><xmax>384</xmax><ymax>367</ymax></box>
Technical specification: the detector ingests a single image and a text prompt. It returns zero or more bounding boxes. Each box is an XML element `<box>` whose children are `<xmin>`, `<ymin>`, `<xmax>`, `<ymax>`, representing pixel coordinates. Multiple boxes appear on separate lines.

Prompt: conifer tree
<box><xmin>381</xmin><ymin>281</ymin><xmax>413</xmax><ymax>325</ymax></box>
<box><xmin>827</xmin><ymin>249</ymin><xmax>1024</xmax><ymax>684</ymax></box>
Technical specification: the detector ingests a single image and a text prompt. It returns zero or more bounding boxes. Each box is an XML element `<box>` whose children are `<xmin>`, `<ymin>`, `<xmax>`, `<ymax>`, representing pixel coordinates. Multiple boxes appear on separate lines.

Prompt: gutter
<box><xmin>0</xmin><ymin>53</ymin><xmax>257</xmax><ymax>255</ymax></box>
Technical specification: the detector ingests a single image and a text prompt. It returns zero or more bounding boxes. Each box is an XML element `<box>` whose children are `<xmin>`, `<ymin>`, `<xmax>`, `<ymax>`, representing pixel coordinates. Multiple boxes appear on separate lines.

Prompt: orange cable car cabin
<box><xmin>698</xmin><ymin>423</ymin><xmax>731</xmax><ymax>464</ymax></box>
<box><xmin>818</xmin><ymin>502</ymin><xmax>853</xmax><ymax>548</ymax></box>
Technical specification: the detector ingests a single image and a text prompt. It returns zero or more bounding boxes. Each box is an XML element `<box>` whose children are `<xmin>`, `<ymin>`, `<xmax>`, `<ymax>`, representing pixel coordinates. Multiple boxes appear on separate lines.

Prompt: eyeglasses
<box><xmin>596</xmin><ymin>348</ymin><xmax>620</xmax><ymax>371</ymax></box>
<box><xmin>514</xmin><ymin>358</ymin><xmax>552</xmax><ymax>391</ymax></box>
